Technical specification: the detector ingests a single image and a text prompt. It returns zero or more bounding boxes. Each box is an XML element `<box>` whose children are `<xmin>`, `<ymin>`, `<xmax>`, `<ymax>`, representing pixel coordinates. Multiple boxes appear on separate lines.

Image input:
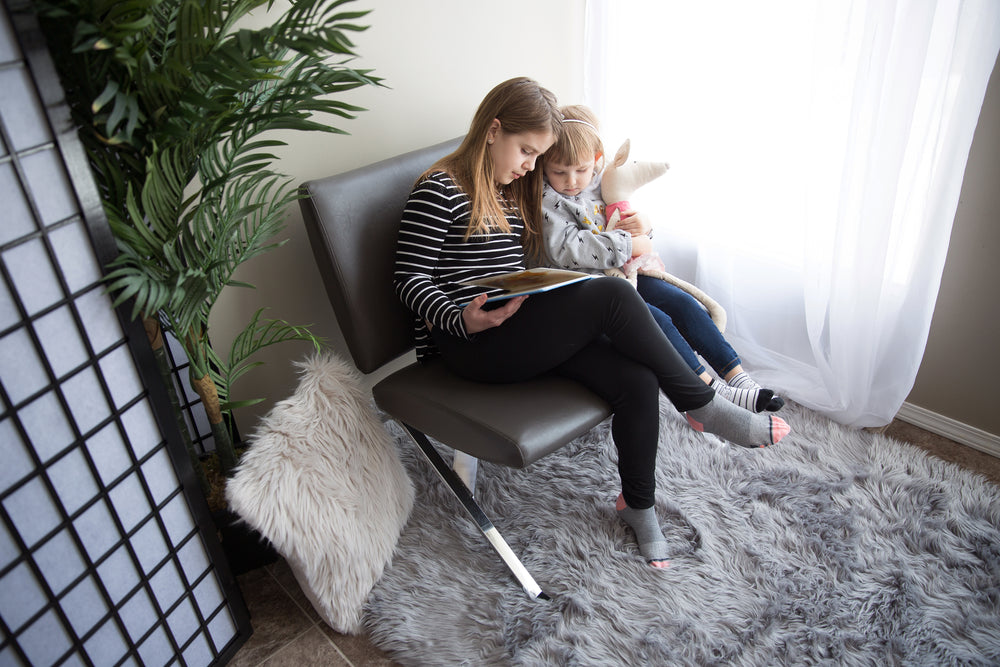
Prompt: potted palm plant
<box><xmin>38</xmin><ymin>0</ymin><xmax>382</xmax><ymax>506</ymax></box>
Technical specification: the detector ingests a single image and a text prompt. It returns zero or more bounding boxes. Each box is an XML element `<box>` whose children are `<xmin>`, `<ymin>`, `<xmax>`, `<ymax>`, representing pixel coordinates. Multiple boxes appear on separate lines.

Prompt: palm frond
<box><xmin>40</xmin><ymin>0</ymin><xmax>374</xmax><ymax>456</ymax></box>
<box><xmin>223</xmin><ymin>308</ymin><xmax>325</xmax><ymax>388</ymax></box>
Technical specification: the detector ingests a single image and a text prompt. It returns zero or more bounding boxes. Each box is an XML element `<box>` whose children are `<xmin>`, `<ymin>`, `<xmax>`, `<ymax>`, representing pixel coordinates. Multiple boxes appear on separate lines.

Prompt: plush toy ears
<box><xmin>612</xmin><ymin>139</ymin><xmax>631</xmax><ymax>168</ymax></box>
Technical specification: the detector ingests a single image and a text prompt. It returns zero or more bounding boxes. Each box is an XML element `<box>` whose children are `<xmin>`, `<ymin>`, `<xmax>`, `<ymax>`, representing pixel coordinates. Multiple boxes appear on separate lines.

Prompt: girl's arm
<box><xmin>394</xmin><ymin>176</ymin><xmax>470</xmax><ymax>339</ymax></box>
<box><xmin>541</xmin><ymin>188</ymin><xmax>632</xmax><ymax>270</ymax></box>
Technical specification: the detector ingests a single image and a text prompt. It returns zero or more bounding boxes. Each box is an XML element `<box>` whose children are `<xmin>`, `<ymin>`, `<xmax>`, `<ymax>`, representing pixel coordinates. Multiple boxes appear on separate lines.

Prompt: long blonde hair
<box><xmin>429</xmin><ymin>77</ymin><xmax>562</xmax><ymax>260</ymax></box>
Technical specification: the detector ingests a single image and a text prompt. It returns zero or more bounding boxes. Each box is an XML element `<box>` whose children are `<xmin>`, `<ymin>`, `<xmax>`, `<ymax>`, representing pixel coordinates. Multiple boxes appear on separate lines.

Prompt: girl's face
<box><xmin>487</xmin><ymin>120</ymin><xmax>554</xmax><ymax>185</ymax></box>
<box><xmin>543</xmin><ymin>158</ymin><xmax>597</xmax><ymax>197</ymax></box>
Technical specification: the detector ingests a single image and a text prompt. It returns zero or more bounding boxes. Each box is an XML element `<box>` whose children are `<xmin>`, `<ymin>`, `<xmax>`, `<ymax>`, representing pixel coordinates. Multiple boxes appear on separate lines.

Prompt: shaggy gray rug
<box><xmin>364</xmin><ymin>399</ymin><xmax>1000</xmax><ymax>666</ymax></box>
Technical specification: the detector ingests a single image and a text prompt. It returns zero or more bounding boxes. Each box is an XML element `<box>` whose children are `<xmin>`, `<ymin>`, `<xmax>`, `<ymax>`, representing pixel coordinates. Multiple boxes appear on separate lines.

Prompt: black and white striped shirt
<box><xmin>394</xmin><ymin>171</ymin><xmax>526</xmax><ymax>361</ymax></box>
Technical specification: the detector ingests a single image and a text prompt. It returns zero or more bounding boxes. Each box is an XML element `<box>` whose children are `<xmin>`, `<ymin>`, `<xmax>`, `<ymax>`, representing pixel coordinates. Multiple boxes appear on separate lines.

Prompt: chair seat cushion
<box><xmin>373</xmin><ymin>360</ymin><xmax>612</xmax><ymax>468</ymax></box>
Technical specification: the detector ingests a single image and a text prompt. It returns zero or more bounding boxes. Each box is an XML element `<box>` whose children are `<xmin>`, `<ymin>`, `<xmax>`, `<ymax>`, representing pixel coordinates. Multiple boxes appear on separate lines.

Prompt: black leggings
<box><xmin>430</xmin><ymin>276</ymin><xmax>714</xmax><ymax>508</ymax></box>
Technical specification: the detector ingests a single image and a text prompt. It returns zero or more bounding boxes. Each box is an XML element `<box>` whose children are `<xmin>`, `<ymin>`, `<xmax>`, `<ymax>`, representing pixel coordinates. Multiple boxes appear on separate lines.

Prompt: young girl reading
<box><xmin>393</xmin><ymin>77</ymin><xmax>790</xmax><ymax>568</ymax></box>
<box><xmin>541</xmin><ymin>104</ymin><xmax>784</xmax><ymax>414</ymax></box>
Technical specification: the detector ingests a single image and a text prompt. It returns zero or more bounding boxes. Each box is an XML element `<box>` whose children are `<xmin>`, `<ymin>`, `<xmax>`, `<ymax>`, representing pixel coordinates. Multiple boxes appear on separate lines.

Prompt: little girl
<box><xmin>394</xmin><ymin>78</ymin><xmax>789</xmax><ymax>568</ymax></box>
<box><xmin>541</xmin><ymin>104</ymin><xmax>784</xmax><ymax>414</ymax></box>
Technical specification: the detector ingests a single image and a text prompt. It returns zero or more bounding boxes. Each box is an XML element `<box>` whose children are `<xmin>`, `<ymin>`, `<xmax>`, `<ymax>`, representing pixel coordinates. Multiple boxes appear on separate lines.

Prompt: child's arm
<box><xmin>606</xmin><ymin>209</ymin><xmax>654</xmax><ymax>258</ymax></box>
<box><xmin>542</xmin><ymin>188</ymin><xmax>633</xmax><ymax>270</ymax></box>
<box><xmin>610</xmin><ymin>210</ymin><xmax>653</xmax><ymax>237</ymax></box>
<box><xmin>630</xmin><ymin>234</ymin><xmax>654</xmax><ymax>257</ymax></box>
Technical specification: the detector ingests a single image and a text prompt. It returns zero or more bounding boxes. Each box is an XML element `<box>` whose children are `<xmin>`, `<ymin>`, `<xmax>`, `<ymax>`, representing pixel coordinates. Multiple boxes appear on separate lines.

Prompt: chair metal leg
<box><xmin>399</xmin><ymin>422</ymin><xmax>551</xmax><ymax>601</ymax></box>
<box><xmin>451</xmin><ymin>450</ymin><xmax>479</xmax><ymax>495</ymax></box>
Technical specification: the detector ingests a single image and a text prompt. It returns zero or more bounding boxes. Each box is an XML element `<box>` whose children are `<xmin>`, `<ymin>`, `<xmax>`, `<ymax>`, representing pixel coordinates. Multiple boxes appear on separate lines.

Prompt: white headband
<box><xmin>561</xmin><ymin>118</ymin><xmax>598</xmax><ymax>131</ymax></box>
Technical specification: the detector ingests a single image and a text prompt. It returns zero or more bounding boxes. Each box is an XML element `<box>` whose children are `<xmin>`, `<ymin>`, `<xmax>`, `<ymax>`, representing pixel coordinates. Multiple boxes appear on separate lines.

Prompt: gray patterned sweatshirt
<box><xmin>541</xmin><ymin>171</ymin><xmax>632</xmax><ymax>273</ymax></box>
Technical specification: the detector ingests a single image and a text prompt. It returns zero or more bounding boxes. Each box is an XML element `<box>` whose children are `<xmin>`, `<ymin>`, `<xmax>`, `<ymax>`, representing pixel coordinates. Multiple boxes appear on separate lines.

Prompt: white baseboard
<box><xmin>895</xmin><ymin>402</ymin><xmax>1000</xmax><ymax>459</ymax></box>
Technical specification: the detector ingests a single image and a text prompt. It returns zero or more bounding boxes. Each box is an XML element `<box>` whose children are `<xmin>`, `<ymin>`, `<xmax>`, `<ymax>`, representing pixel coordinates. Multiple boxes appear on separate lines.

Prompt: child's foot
<box><xmin>685</xmin><ymin>395</ymin><xmax>790</xmax><ymax>447</ymax></box>
<box><xmin>728</xmin><ymin>371</ymin><xmax>785</xmax><ymax>412</ymax></box>
<box><xmin>616</xmin><ymin>494</ymin><xmax>670</xmax><ymax>568</ymax></box>
<box><xmin>765</xmin><ymin>395</ymin><xmax>786</xmax><ymax>411</ymax></box>
<box><xmin>710</xmin><ymin>378</ymin><xmax>774</xmax><ymax>413</ymax></box>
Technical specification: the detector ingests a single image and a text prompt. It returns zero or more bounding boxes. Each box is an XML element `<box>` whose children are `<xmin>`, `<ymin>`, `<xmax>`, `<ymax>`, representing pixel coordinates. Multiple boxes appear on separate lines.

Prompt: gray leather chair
<box><xmin>299</xmin><ymin>138</ymin><xmax>611</xmax><ymax>599</ymax></box>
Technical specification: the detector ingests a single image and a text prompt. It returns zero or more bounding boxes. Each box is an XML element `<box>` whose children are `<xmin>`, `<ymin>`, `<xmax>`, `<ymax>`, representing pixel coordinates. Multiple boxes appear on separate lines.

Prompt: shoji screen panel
<box><xmin>0</xmin><ymin>3</ymin><xmax>251</xmax><ymax>665</ymax></box>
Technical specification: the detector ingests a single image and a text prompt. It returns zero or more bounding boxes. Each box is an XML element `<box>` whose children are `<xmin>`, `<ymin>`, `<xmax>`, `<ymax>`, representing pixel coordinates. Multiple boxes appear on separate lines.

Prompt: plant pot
<box><xmin>212</xmin><ymin>508</ymin><xmax>280</xmax><ymax>576</ymax></box>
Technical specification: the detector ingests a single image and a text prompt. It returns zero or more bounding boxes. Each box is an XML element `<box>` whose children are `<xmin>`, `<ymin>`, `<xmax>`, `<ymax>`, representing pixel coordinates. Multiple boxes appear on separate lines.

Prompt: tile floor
<box><xmin>229</xmin><ymin>557</ymin><xmax>398</xmax><ymax>667</ymax></box>
<box><xmin>228</xmin><ymin>418</ymin><xmax>1000</xmax><ymax>666</ymax></box>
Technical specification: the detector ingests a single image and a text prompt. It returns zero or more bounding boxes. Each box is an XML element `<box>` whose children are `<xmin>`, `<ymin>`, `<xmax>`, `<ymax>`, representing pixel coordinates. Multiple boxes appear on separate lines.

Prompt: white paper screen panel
<box><xmin>0</xmin><ymin>3</ymin><xmax>250</xmax><ymax>665</ymax></box>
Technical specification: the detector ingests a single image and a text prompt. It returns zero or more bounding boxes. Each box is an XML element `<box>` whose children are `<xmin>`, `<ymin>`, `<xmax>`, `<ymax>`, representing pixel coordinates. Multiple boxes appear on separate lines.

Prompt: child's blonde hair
<box><xmin>548</xmin><ymin>104</ymin><xmax>604</xmax><ymax>171</ymax></box>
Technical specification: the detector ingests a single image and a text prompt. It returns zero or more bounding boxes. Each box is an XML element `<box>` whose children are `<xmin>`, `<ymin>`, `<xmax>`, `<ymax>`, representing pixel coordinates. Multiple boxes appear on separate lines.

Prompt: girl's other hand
<box><xmin>462</xmin><ymin>294</ymin><xmax>527</xmax><ymax>333</ymax></box>
<box><xmin>615</xmin><ymin>210</ymin><xmax>652</xmax><ymax>236</ymax></box>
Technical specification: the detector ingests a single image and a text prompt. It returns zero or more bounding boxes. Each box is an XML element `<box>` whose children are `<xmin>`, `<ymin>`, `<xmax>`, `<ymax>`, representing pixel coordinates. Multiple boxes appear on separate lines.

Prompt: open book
<box><xmin>460</xmin><ymin>268</ymin><xmax>594</xmax><ymax>303</ymax></box>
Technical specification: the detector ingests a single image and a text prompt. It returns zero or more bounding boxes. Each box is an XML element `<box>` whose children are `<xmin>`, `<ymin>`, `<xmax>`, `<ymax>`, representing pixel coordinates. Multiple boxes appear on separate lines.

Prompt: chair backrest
<box><xmin>299</xmin><ymin>137</ymin><xmax>462</xmax><ymax>374</ymax></box>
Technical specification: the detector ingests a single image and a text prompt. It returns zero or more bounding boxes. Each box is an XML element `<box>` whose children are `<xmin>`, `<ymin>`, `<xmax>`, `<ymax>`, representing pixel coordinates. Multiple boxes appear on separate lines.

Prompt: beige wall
<box><xmin>211</xmin><ymin>1</ymin><xmax>587</xmax><ymax>433</ymax></box>
<box><xmin>905</xmin><ymin>52</ymin><xmax>1000</xmax><ymax>437</ymax></box>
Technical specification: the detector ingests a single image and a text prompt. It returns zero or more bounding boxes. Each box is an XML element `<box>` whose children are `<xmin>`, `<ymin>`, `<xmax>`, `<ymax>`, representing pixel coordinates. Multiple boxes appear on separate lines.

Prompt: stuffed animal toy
<box><xmin>602</xmin><ymin>139</ymin><xmax>727</xmax><ymax>332</ymax></box>
<box><xmin>602</xmin><ymin>139</ymin><xmax>668</xmax><ymax>232</ymax></box>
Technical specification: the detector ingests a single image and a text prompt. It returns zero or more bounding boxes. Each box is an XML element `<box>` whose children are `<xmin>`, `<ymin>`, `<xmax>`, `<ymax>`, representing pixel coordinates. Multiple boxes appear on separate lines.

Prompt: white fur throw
<box><xmin>225</xmin><ymin>352</ymin><xmax>414</xmax><ymax>634</ymax></box>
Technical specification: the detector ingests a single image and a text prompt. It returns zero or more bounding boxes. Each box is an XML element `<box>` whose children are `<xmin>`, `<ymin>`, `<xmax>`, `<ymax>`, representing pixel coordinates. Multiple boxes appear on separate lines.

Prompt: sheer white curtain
<box><xmin>584</xmin><ymin>0</ymin><xmax>1000</xmax><ymax>427</ymax></box>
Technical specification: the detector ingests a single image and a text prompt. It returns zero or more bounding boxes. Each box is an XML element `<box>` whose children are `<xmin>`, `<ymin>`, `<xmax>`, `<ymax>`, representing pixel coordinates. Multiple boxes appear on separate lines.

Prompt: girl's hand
<box><xmin>615</xmin><ymin>210</ymin><xmax>652</xmax><ymax>236</ymax></box>
<box><xmin>462</xmin><ymin>294</ymin><xmax>527</xmax><ymax>334</ymax></box>
<box><xmin>631</xmin><ymin>234</ymin><xmax>654</xmax><ymax>257</ymax></box>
